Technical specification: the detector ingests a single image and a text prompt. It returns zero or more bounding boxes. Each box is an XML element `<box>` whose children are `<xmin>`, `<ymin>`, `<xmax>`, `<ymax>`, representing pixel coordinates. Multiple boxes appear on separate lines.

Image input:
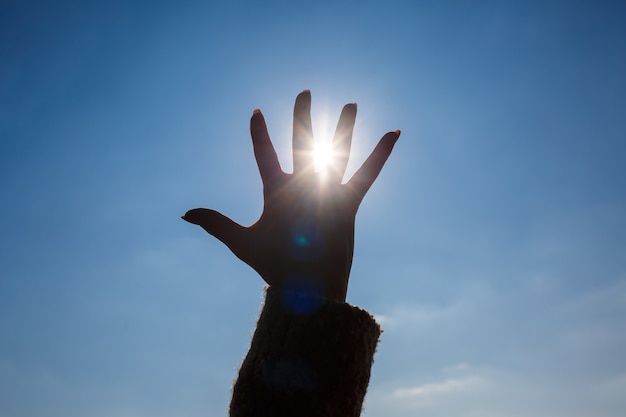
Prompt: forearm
<box><xmin>229</xmin><ymin>286</ymin><xmax>381</xmax><ymax>417</ymax></box>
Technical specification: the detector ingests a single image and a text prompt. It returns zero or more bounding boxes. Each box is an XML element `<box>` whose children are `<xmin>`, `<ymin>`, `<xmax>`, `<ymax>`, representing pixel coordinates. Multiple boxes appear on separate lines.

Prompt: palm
<box><xmin>246</xmin><ymin>173</ymin><xmax>356</xmax><ymax>302</ymax></box>
<box><xmin>183</xmin><ymin>91</ymin><xmax>399</xmax><ymax>302</ymax></box>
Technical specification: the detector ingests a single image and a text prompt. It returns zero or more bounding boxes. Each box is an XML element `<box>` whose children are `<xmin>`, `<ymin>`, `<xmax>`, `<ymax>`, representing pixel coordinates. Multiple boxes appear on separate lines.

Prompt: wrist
<box><xmin>274</xmin><ymin>274</ymin><xmax>347</xmax><ymax>307</ymax></box>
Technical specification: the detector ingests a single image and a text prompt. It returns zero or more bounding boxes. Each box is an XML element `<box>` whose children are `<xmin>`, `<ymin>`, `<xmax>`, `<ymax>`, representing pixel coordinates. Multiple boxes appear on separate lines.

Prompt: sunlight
<box><xmin>312</xmin><ymin>108</ymin><xmax>334</xmax><ymax>175</ymax></box>
<box><xmin>314</xmin><ymin>140</ymin><xmax>333</xmax><ymax>173</ymax></box>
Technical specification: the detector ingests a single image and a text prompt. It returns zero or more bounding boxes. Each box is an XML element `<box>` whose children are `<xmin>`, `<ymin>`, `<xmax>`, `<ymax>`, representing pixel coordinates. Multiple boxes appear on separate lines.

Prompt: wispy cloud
<box><xmin>592</xmin><ymin>373</ymin><xmax>626</xmax><ymax>406</ymax></box>
<box><xmin>444</xmin><ymin>362</ymin><xmax>470</xmax><ymax>372</ymax></box>
<box><xmin>383</xmin><ymin>303</ymin><xmax>467</xmax><ymax>327</ymax></box>
<box><xmin>372</xmin><ymin>281</ymin><xmax>497</xmax><ymax>329</ymax></box>
<box><xmin>363</xmin><ymin>371</ymin><xmax>490</xmax><ymax>417</ymax></box>
<box><xmin>391</xmin><ymin>375</ymin><xmax>484</xmax><ymax>399</ymax></box>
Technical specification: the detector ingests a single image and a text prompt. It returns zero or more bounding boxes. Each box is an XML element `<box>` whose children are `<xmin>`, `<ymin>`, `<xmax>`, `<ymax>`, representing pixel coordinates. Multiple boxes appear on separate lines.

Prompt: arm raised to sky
<box><xmin>183</xmin><ymin>90</ymin><xmax>399</xmax><ymax>417</ymax></box>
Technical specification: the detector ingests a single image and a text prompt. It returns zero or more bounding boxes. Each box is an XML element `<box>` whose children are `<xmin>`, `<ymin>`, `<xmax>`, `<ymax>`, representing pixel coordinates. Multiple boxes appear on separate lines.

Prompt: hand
<box><xmin>183</xmin><ymin>90</ymin><xmax>399</xmax><ymax>303</ymax></box>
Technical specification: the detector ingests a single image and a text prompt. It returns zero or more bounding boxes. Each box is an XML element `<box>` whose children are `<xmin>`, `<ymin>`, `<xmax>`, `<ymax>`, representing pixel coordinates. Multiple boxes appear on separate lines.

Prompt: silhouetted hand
<box><xmin>183</xmin><ymin>91</ymin><xmax>399</xmax><ymax>302</ymax></box>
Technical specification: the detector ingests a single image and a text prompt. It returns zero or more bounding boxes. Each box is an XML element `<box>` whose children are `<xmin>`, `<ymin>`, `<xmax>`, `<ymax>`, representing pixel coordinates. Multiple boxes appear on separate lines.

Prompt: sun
<box><xmin>314</xmin><ymin>140</ymin><xmax>333</xmax><ymax>173</ymax></box>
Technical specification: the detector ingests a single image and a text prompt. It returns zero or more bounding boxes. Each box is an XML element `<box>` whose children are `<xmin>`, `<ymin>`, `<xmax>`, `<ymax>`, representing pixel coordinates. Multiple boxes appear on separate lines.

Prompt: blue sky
<box><xmin>1</xmin><ymin>1</ymin><xmax>625</xmax><ymax>416</ymax></box>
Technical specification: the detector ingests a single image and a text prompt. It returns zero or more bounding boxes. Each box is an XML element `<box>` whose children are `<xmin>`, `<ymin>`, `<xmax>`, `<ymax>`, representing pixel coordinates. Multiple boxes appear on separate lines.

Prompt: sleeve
<box><xmin>229</xmin><ymin>286</ymin><xmax>382</xmax><ymax>417</ymax></box>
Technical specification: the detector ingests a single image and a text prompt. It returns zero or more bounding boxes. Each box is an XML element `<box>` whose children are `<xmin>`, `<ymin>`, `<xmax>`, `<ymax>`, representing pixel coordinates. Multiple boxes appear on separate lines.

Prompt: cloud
<box><xmin>592</xmin><ymin>373</ymin><xmax>626</xmax><ymax>407</ymax></box>
<box><xmin>444</xmin><ymin>362</ymin><xmax>470</xmax><ymax>372</ymax></box>
<box><xmin>363</xmin><ymin>371</ymin><xmax>491</xmax><ymax>416</ymax></box>
<box><xmin>373</xmin><ymin>314</ymin><xmax>390</xmax><ymax>325</ymax></box>
<box><xmin>391</xmin><ymin>375</ymin><xmax>484</xmax><ymax>399</ymax></box>
<box><xmin>373</xmin><ymin>299</ymin><xmax>474</xmax><ymax>330</ymax></box>
<box><xmin>366</xmin><ymin>362</ymin><xmax>626</xmax><ymax>417</ymax></box>
<box><xmin>372</xmin><ymin>281</ymin><xmax>498</xmax><ymax>330</ymax></box>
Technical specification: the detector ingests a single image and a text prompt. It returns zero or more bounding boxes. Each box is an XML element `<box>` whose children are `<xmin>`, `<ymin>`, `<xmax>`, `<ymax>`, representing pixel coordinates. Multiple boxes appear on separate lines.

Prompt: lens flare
<box><xmin>281</xmin><ymin>276</ymin><xmax>325</xmax><ymax>314</ymax></box>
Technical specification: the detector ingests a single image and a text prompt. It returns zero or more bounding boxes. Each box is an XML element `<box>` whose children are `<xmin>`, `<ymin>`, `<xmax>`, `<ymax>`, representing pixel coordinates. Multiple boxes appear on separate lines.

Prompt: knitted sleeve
<box><xmin>229</xmin><ymin>286</ymin><xmax>381</xmax><ymax>417</ymax></box>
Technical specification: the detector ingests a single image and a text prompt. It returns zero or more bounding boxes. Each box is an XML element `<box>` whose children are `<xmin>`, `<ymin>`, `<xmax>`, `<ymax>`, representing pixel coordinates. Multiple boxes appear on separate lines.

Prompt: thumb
<box><xmin>182</xmin><ymin>208</ymin><xmax>249</xmax><ymax>262</ymax></box>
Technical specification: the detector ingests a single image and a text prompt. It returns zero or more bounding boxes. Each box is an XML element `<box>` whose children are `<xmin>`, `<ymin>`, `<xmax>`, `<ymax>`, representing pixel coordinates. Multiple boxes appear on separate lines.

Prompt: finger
<box><xmin>251</xmin><ymin>109</ymin><xmax>282</xmax><ymax>186</ymax></box>
<box><xmin>292</xmin><ymin>90</ymin><xmax>314</xmax><ymax>175</ymax></box>
<box><xmin>182</xmin><ymin>208</ymin><xmax>250</xmax><ymax>262</ymax></box>
<box><xmin>329</xmin><ymin>103</ymin><xmax>357</xmax><ymax>183</ymax></box>
<box><xmin>346</xmin><ymin>130</ymin><xmax>400</xmax><ymax>204</ymax></box>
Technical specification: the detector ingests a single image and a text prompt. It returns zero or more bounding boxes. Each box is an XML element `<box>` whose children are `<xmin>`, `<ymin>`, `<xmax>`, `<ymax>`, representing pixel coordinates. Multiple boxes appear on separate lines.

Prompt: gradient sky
<box><xmin>1</xmin><ymin>1</ymin><xmax>625</xmax><ymax>416</ymax></box>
